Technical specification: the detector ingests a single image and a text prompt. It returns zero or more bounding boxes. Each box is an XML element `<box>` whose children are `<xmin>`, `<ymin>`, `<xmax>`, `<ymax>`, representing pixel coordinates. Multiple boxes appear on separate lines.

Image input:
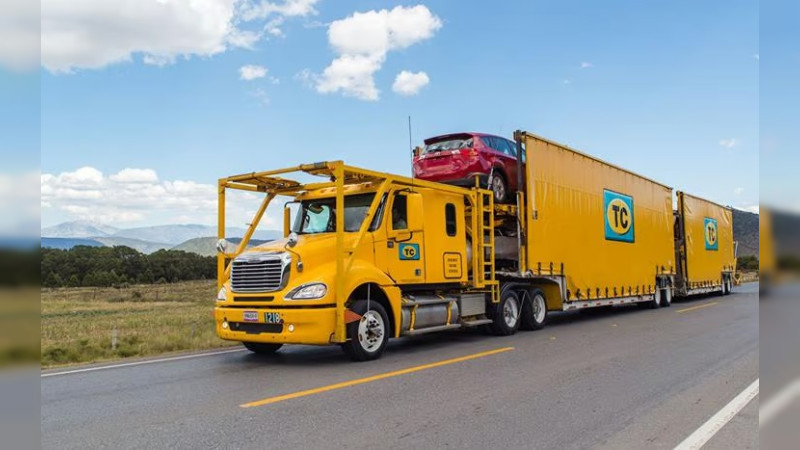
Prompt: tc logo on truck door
<box><xmin>704</xmin><ymin>218</ymin><xmax>718</xmax><ymax>251</ymax></box>
<box><xmin>398</xmin><ymin>243</ymin><xmax>420</xmax><ymax>260</ymax></box>
<box><xmin>604</xmin><ymin>190</ymin><xmax>634</xmax><ymax>243</ymax></box>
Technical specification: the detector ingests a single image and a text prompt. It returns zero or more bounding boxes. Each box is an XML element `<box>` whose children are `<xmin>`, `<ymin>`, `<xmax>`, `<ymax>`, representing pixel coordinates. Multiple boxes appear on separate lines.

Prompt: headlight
<box><xmin>286</xmin><ymin>283</ymin><xmax>327</xmax><ymax>300</ymax></box>
<box><xmin>217</xmin><ymin>286</ymin><xmax>227</xmax><ymax>301</ymax></box>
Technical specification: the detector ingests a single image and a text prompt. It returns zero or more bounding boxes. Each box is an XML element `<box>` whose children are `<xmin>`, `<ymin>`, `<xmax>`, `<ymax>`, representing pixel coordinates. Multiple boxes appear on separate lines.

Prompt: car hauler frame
<box><xmin>673</xmin><ymin>191</ymin><xmax>736</xmax><ymax>297</ymax></box>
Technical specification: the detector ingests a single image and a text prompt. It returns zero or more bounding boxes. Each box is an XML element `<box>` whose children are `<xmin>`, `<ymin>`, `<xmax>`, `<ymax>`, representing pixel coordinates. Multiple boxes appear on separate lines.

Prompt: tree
<box><xmin>67</xmin><ymin>274</ymin><xmax>80</xmax><ymax>287</ymax></box>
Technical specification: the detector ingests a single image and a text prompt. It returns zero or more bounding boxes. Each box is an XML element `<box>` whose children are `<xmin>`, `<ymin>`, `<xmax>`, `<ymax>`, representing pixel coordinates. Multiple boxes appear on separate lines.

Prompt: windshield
<box><xmin>293</xmin><ymin>193</ymin><xmax>377</xmax><ymax>234</ymax></box>
<box><xmin>422</xmin><ymin>137</ymin><xmax>474</xmax><ymax>154</ymax></box>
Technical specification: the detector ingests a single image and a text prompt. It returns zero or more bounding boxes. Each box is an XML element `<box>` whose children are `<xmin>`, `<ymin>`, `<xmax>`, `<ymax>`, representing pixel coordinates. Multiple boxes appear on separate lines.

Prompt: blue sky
<box><xmin>26</xmin><ymin>0</ymin><xmax>766</xmax><ymax>228</ymax></box>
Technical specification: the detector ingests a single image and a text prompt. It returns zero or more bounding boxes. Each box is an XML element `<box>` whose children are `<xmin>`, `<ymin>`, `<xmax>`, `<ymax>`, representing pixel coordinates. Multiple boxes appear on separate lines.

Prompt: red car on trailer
<box><xmin>412</xmin><ymin>132</ymin><xmax>520</xmax><ymax>203</ymax></box>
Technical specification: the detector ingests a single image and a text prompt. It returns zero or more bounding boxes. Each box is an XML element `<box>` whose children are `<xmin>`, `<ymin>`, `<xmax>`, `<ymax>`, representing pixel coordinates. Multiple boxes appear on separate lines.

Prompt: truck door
<box><xmin>377</xmin><ymin>191</ymin><xmax>426</xmax><ymax>284</ymax></box>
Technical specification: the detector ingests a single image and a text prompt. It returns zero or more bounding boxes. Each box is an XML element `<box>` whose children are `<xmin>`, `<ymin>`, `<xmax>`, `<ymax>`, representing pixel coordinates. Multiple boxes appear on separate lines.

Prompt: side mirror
<box><xmin>406</xmin><ymin>192</ymin><xmax>423</xmax><ymax>232</ymax></box>
<box><xmin>287</xmin><ymin>232</ymin><xmax>299</xmax><ymax>248</ymax></box>
<box><xmin>216</xmin><ymin>238</ymin><xmax>230</xmax><ymax>254</ymax></box>
<box><xmin>283</xmin><ymin>207</ymin><xmax>292</xmax><ymax>238</ymax></box>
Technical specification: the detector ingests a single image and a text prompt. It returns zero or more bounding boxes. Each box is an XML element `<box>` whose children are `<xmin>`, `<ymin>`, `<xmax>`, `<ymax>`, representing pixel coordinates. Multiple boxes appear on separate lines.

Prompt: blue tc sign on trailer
<box><xmin>604</xmin><ymin>189</ymin><xmax>635</xmax><ymax>243</ymax></box>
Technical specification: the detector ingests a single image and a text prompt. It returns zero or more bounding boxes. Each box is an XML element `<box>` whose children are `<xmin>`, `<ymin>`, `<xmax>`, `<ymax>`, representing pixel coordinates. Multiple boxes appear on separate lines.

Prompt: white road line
<box><xmin>674</xmin><ymin>378</ymin><xmax>759</xmax><ymax>450</ymax></box>
<box><xmin>41</xmin><ymin>348</ymin><xmax>247</xmax><ymax>378</ymax></box>
<box><xmin>760</xmin><ymin>378</ymin><xmax>800</xmax><ymax>426</ymax></box>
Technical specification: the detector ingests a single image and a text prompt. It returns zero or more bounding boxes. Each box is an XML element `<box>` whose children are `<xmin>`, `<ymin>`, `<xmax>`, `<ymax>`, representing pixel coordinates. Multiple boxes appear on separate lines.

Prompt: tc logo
<box><xmin>398</xmin><ymin>243</ymin><xmax>420</xmax><ymax>260</ymax></box>
<box><xmin>604</xmin><ymin>190</ymin><xmax>634</xmax><ymax>243</ymax></box>
<box><xmin>704</xmin><ymin>218</ymin><xmax>718</xmax><ymax>250</ymax></box>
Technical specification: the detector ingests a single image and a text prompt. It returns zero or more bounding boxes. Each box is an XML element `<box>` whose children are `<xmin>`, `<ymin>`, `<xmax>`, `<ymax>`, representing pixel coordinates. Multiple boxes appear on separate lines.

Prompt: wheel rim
<box><xmin>492</xmin><ymin>176</ymin><xmax>505</xmax><ymax>201</ymax></box>
<box><xmin>533</xmin><ymin>294</ymin><xmax>546</xmax><ymax>323</ymax></box>
<box><xmin>503</xmin><ymin>296</ymin><xmax>520</xmax><ymax>327</ymax></box>
<box><xmin>357</xmin><ymin>310</ymin><xmax>385</xmax><ymax>353</ymax></box>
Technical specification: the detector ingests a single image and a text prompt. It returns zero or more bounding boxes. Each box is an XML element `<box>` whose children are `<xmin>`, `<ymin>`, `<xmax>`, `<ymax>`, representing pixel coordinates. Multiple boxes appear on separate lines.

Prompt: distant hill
<box><xmin>41</xmin><ymin>237</ymin><xmax>104</xmax><ymax>250</ymax></box>
<box><xmin>111</xmin><ymin>224</ymin><xmax>282</xmax><ymax>245</ymax></box>
<box><xmin>171</xmin><ymin>236</ymin><xmax>273</xmax><ymax>257</ymax></box>
<box><xmin>41</xmin><ymin>221</ymin><xmax>119</xmax><ymax>238</ymax></box>
<box><xmin>732</xmin><ymin>209</ymin><xmax>758</xmax><ymax>257</ymax></box>
<box><xmin>91</xmin><ymin>237</ymin><xmax>172</xmax><ymax>254</ymax></box>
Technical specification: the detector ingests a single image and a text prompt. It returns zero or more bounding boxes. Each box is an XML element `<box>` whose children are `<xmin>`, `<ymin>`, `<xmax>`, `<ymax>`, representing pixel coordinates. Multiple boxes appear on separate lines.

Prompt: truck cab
<box><xmin>214</xmin><ymin>162</ymin><xmax>498</xmax><ymax>361</ymax></box>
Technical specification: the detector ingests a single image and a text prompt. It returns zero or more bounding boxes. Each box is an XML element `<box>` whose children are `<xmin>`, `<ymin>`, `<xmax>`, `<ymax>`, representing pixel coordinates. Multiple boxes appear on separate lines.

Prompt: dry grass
<box><xmin>41</xmin><ymin>280</ymin><xmax>236</xmax><ymax>368</ymax></box>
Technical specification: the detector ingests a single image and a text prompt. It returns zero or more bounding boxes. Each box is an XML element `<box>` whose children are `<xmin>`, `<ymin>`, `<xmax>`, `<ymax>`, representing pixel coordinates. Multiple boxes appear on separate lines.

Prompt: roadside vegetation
<box><xmin>41</xmin><ymin>245</ymin><xmax>215</xmax><ymax>287</ymax></box>
<box><xmin>41</xmin><ymin>280</ymin><xmax>235</xmax><ymax>368</ymax></box>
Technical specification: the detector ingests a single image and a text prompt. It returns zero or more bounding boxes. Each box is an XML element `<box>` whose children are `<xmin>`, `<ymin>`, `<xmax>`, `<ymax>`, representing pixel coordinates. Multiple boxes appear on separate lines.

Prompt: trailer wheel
<box><xmin>520</xmin><ymin>288</ymin><xmax>548</xmax><ymax>330</ymax></box>
<box><xmin>659</xmin><ymin>288</ymin><xmax>672</xmax><ymax>307</ymax></box>
<box><xmin>342</xmin><ymin>300</ymin><xmax>389</xmax><ymax>362</ymax></box>
<box><xmin>649</xmin><ymin>289</ymin><xmax>661</xmax><ymax>309</ymax></box>
<box><xmin>490</xmin><ymin>290</ymin><xmax>521</xmax><ymax>336</ymax></box>
<box><xmin>243</xmin><ymin>342</ymin><xmax>283</xmax><ymax>354</ymax></box>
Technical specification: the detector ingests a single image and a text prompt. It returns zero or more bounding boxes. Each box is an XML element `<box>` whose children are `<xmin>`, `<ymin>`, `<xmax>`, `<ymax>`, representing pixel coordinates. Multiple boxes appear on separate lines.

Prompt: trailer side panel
<box><xmin>522</xmin><ymin>133</ymin><xmax>674</xmax><ymax>300</ymax></box>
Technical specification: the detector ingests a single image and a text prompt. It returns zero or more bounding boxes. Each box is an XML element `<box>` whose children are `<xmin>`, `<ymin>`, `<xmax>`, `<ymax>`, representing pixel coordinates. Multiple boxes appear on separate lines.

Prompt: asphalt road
<box><xmin>41</xmin><ymin>285</ymin><xmax>759</xmax><ymax>449</ymax></box>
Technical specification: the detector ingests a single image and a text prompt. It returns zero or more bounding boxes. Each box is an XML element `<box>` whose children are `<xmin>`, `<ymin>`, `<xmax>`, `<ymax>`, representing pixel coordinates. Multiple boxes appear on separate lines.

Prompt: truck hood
<box><xmin>248</xmin><ymin>233</ymin><xmax>360</xmax><ymax>262</ymax></box>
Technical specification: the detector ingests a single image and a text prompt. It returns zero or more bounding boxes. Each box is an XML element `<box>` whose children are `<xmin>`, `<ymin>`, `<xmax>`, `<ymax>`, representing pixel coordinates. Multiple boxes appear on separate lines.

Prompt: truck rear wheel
<box><xmin>490</xmin><ymin>290</ymin><xmax>521</xmax><ymax>336</ymax></box>
<box><xmin>342</xmin><ymin>300</ymin><xmax>389</xmax><ymax>362</ymax></box>
<box><xmin>243</xmin><ymin>342</ymin><xmax>283</xmax><ymax>354</ymax></box>
<box><xmin>520</xmin><ymin>288</ymin><xmax>548</xmax><ymax>330</ymax></box>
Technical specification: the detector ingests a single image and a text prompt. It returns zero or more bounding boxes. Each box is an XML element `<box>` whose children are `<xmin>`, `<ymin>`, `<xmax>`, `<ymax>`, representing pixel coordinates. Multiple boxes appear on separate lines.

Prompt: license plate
<box><xmin>264</xmin><ymin>312</ymin><xmax>282</xmax><ymax>324</ymax></box>
<box><xmin>243</xmin><ymin>311</ymin><xmax>259</xmax><ymax>322</ymax></box>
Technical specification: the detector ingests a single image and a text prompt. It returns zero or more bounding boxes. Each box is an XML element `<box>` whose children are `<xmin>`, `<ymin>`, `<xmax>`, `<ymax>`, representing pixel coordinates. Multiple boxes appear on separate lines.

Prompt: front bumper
<box><xmin>214</xmin><ymin>305</ymin><xmax>337</xmax><ymax>345</ymax></box>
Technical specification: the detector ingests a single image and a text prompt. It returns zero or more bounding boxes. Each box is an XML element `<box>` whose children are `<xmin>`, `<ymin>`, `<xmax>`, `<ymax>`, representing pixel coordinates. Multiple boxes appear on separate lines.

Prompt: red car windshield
<box><xmin>422</xmin><ymin>137</ymin><xmax>474</xmax><ymax>154</ymax></box>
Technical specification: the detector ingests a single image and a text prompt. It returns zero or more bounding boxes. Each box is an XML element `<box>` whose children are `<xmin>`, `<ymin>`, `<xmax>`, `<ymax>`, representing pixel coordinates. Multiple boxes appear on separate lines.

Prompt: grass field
<box><xmin>41</xmin><ymin>280</ymin><xmax>236</xmax><ymax>368</ymax></box>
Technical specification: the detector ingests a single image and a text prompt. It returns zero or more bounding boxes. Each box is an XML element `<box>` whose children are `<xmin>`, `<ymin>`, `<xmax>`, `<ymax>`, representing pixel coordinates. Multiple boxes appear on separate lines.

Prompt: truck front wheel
<box><xmin>490</xmin><ymin>290</ymin><xmax>521</xmax><ymax>336</ymax></box>
<box><xmin>243</xmin><ymin>342</ymin><xmax>283</xmax><ymax>354</ymax></box>
<box><xmin>342</xmin><ymin>300</ymin><xmax>389</xmax><ymax>361</ymax></box>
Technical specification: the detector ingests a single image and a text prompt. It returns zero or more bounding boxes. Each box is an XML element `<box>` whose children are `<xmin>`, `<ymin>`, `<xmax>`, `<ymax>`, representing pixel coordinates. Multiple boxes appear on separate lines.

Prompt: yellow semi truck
<box><xmin>213</xmin><ymin>131</ymin><xmax>729</xmax><ymax>360</ymax></box>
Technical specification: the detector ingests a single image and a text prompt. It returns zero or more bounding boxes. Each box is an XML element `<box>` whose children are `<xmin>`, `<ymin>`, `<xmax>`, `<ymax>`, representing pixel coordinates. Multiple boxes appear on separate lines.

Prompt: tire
<box><xmin>243</xmin><ymin>342</ymin><xmax>283</xmax><ymax>354</ymax></box>
<box><xmin>490</xmin><ymin>290</ymin><xmax>522</xmax><ymax>336</ymax></box>
<box><xmin>649</xmin><ymin>289</ymin><xmax>661</xmax><ymax>309</ymax></box>
<box><xmin>659</xmin><ymin>287</ymin><xmax>672</xmax><ymax>307</ymax></box>
<box><xmin>490</xmin><ymin>171</ymin><xmax>508</xmax><ymax>203</ymax></box>
<box><xmin>342</xmin><ymin>300</ymin><xmax>390</xmax><ymax>362</ymax></box>
<box><xmin>520</xmin><ymin>288</ymin><xmax>548</xmax><ymax>330</ymax></box>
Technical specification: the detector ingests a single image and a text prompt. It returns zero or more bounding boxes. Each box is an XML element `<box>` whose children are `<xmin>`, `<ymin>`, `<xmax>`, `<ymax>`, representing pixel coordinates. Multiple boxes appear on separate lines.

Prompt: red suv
<box><xmin>412</xmin><ymin>132</ymin><xmax>520</xmax><ymax>202</ymax></box>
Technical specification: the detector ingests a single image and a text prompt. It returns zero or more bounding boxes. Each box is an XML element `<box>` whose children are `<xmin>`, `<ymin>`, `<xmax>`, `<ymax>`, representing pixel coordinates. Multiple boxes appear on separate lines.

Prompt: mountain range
<box><xmin>41</xmin><ymin>220</ymin><xmax>282</xmax><ymax>255</ymax></box>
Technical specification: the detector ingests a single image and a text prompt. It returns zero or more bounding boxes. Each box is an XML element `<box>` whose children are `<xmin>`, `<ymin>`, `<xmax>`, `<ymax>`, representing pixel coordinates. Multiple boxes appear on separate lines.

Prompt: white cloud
<box><xmin>563</xmin><ymin>79</ymin><xmax>571</xmax><ymax>85</ymax></box>
<box><xmin>0</xmin><ymin>170</ymin><xmax>40</xmax><ymax>236</ymax></box>
<box><xmin>734</xmin><ymin>187</ymin><xmax>744</xmax><ymax>195</ymax></box>
<box><xmin>309</xmin><ymin>5</ymin><xmax>442</xmax><ymax>100</ymax></box>
<box><xmin>392</xmin><ymin>70</ymin><xmax>430</xmax><ymax>96</ymax></box>
<box><xmin>240</xmin><ymin>64</ymin><xmax>268</xmax><ymax>80</ymax></box>
<box><xmin>41</xmin><ymin>0</ymin><xmax>318</xmax><ymax>73</ymax></box>
<box><xmin>109</xmin><ymin>168</ymin><xmax>159</xmax><ymax>183</ymax></box>
<box><xmin>580</xmin><ymin>61</ymin><xmax>593</xmax><ymax>69</ymax></box>
<box><xmin>41</xmin><ymin>166</ymin><xmax>281</xmax><ymax>227</ymax></box>
<box><xmin>0</xmin><ymin>0</ymin><xmax>40</xmax><ymax>72</ymax></box>
<box><xmin>265</xmin><ymin>17</ymin><xmax>285</xmax><ymax>37</ymax></box>
<box><xmin>719</xmin><ymin>138</ymin><xmax>738</xmax><ymax>149</ymax></box>
<box><xmin>241</xmin><ymin>0</ymin><xmax>319</xmax><ymax>21</ymax></box>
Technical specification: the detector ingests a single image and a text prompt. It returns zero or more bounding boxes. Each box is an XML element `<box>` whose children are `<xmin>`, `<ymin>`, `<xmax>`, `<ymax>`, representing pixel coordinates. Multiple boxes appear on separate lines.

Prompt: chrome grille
<box><xmin>231</xmin><ymin>252</ymin><xmax>289</xmax><ymax>293</ymax></box>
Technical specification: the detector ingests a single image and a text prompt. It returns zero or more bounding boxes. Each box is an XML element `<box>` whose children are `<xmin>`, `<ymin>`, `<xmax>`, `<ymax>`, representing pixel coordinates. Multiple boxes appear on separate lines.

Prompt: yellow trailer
<box><xmin>503</xmin><ymin>131</ymin><xmax>676</xmax><ymax>318</ymax></box>
<box><xmin>673</xmin><ymin>192</ymin><xmax>736</xmax><ymax>296</ymax></box>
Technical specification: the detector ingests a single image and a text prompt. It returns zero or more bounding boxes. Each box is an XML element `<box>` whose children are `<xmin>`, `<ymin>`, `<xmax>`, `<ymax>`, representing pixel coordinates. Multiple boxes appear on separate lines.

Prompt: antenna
<box><xmin>408</xmin><ymin>115</ymin><xmax>413</xmax><ymax>177</ymax></box>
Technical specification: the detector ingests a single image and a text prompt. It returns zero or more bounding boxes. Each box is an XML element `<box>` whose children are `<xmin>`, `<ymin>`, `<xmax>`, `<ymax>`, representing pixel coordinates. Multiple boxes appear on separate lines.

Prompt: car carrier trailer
<box><xmin>214</xmin><ymin>130</ymin><xmax>730</xmax><ymax>361</ymax></box>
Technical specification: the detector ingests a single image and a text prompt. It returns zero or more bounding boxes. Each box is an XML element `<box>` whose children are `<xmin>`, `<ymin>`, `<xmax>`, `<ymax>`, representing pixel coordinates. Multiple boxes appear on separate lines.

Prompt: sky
<box><xmin>0</xmin><ymin>0</ymin><xmax>779</xmax><ymax>233</ymax></box>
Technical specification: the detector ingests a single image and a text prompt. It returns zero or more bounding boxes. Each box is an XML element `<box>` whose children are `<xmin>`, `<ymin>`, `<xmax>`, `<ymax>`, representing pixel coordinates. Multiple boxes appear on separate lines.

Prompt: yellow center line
<box><xmin>676</xmin><ymin>301</ymin><xmax>719</xmax><ymax>313</ymax></box>
<box><xmin>240</xmin><ymin>346</ymin><xmax>515</xmax><ymax>408</ymax></box>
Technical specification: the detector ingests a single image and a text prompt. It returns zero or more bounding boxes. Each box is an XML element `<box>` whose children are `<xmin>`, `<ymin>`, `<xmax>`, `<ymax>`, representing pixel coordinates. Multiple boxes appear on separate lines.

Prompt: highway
<box><xmin>41</xmin><ymin>284</ymin><xmax>758</xmax><ymax>449</ymax></box>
